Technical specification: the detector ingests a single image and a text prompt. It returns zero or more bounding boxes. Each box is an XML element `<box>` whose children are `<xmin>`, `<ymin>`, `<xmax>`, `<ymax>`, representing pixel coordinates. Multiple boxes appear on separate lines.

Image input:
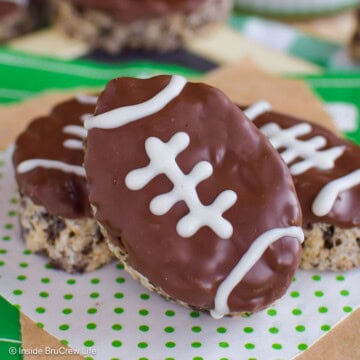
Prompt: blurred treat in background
<box><xmin>0</xmin><ymin>0</ymin><xmax>53</xmax><ymax>43</ymax></box>
<box><xmin>234</xmin><ymin>0</ymin><xmax>360</xmax><ymax>18</ymax></box>
<box><xmin>0</xmin><ymin>0</ymin><xmax>358</xmax><ymax>69</ymax></box>
<box><xmin>350</xmin><ymin>7</ymin><xmax>360</xmax><ymax>60</ymax></box>
<box><xmin>54</xmin><ymin>0</ymin><xmax>234</xmax><ymax>53</ymax></box>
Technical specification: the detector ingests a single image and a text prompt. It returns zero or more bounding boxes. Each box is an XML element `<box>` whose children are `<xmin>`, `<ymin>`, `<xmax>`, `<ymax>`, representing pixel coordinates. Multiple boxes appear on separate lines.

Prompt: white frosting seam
<box><xmin>210</xmin><ymin>226</ymin><xmax>304</xmax><ymax>319</ymax></box>
<box><xmin>312</xmin><ymin>169</ymin><xmax>360</xmax><ymax>216</ymax></box>
<box><xmin>84</xmin><ymin>75</ymin><xmax>187</xmax><ymax>130</ymax></box>
<box><xmin>17</xmin><ymin>159</ymin><xmax>85</xmax><ymax>177</ymax></box>
<box><xmin>244</xmin><ymin>101</ymin><xmax>272</xmax><ymax>121</ymax></box>
<box><xmin>63</xmin><ymin>125</ymin><xmax>87</xmax><ymax>139</ymax></box>
<box><xmin>76</xmin><ymin>94</ymin><xmax>98</xmax><ymax>105</ymax></box>
<box><xmin>63</xmin><ymin>139</ymin><xmax>83</xmax><ymax>150</ymax></box>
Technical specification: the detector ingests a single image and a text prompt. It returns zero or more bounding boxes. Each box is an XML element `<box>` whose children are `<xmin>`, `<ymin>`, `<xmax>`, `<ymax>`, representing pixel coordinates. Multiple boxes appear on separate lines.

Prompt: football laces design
<box><xmin>125</xmin><ymin>131</ymin><xmax>238</xmax><ymax>239</ymax></box>
<box><xmin>17</xmin><ymin>95</ymin><xmax>95</xmax><ymax>177</ymax></box>
<box><xmin>260</xmin><ymin>122</ymin><xmax>345</xmax><ymax>176</ymax></box>
<box><xmin>245</xmin><ymin>102</ymin><xmax>345</xmax><ymax>176</ymax></box>
<box><xmin>245</xmin><ymin>101</ymin><xmax>360</xmax><ymax>217</ymax></box>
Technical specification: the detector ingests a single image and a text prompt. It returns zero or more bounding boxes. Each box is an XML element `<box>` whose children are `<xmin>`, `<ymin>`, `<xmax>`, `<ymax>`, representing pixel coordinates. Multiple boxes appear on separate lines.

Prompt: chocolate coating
<box><xmin>13</xmin><ymin>98</ymin><xmax>95</xmax><ymax>219</ymax></box>
<box><xmin>0</xmin><ymin>1</ymin><xmax>21</xmax><ymax>18</ymax></box>
<box><xmin>85</xmin><ymin>76</ymin><xmax>302</xmax><ymax>313</ymax></box>
<box><xmin>252</xmin><ymin>110</ymin><xmax>360</xmax><ymax>229</ymax></box>
<box><xmin>66</xmin><ymin>0</ymin><xmax>205</xmax><ymax>23</ymax></box>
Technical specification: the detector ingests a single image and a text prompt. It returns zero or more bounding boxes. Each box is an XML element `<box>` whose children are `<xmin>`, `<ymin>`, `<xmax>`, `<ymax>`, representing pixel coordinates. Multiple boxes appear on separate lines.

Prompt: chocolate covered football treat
<box><xmin>84</xmin><ymin>75</ymin><xmax>303</xmax><ymax>318</ymax></box>
<box><xmin>13</xmin><ymin>95</ymin><xmax>113</xmax><ymax>273</ymax></box>
<box><xmin>0</xmin><ymin>0</ymin><xmax>50</xmax><ymax>43</ymax></box>
<box><xmin>56</xmin><ymin>0</ymin><xmax>234</xmax><ymax>53</ymax></box>
<box><xmin>244</xmin><ymin>101</ymin><xmax>360</xmax><ymax>271</ymax></box>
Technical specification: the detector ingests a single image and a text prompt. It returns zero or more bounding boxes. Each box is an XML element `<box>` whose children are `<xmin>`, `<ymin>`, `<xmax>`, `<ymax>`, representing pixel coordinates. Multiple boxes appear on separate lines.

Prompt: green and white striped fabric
<box><xmin>0</xmin><ymin>48</ymin><xmax>200</xmax><ymax>105</ymax></box>
<box><xmin>0</xmin><ymin>47</ymin><xmax>359</xmax><ymax>142</ymax></box>
<box><xmin>235</xmin><ymin>0</ymin><xmax>360</xmax><ymax>17</ymax></box>
<box><xmin>229</xmin><ymin>14</ymin><xmax>359</xmax><ymax>70</ymax></box>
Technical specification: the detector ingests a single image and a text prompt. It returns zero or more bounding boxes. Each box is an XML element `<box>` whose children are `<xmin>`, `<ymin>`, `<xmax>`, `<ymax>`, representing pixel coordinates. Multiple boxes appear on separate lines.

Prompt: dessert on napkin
<box><xmin>12</xmin><ymin>95</ymin><xmax>113</xmax><ymax>273</ymax></box>
<box><xmin>84</xmin><ymin>75</ymin><xmax>304</xmax><ymax>318</ymax></box>
<box><xmin>8</xmin><ymin>67</ymin><xmax>359</xmax><ymax>320</ymax></box>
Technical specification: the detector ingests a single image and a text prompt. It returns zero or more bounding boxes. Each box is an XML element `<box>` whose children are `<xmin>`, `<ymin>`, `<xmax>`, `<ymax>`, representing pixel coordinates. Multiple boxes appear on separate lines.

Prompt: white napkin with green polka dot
<box><xmin>0</xmin><ymin>147</ymin><xmax>359</xmax><ymax>360</ymax></box>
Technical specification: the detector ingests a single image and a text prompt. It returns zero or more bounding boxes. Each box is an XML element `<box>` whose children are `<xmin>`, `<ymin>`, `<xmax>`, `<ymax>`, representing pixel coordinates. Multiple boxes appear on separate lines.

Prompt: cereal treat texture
<box><xmin>56</xmin><ymin>0</ymin><xmax>234</xmax><ymax>53</ymax></box>
<box><xmin>13</xmin><ymin>96</ymin><xmax>113</xmax><ymax>273</ymax></box>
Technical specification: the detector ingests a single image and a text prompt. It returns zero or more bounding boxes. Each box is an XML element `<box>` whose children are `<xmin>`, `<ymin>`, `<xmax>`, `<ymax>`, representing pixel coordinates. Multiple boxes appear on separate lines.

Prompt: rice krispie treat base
<box><xmin>19</xmin><ymin>194</ymin><xmax>113</xmax><ymax>273</ymax></box>
<box><xmin>302</xmin><ymin>222</ymin><xmax>360</xmax><ymax>271</ymax></box>
<box><xmin>56</xmin><ymin>0</ymin><xmax>233</xmax><ymax>53</ymax></box>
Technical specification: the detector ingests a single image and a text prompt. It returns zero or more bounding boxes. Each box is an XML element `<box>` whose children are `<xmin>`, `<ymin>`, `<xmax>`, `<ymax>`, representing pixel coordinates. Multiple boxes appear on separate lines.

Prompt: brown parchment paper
<box><xmin>1</xmin><ymin>62</ymin><xmax>357</xmax><ymax>359</ymax></box>
<box><xmin>294</xmin><ymin>307</ymin><xmax>360</xmax><ymax>360</ymax></box>
<box><xmin>0</xmin><ymin>61</ymin><xmax>336</xmax><ymax>151</ymax></box>
<box><xmin>203</xmin><ymin>60</ymin><xmax>338</xmax><ymax>133</ymax></box>
<box><xmin>21</xmin><ymin>313</ymin><xmax>85</xmax><ymax>360</ymax></box>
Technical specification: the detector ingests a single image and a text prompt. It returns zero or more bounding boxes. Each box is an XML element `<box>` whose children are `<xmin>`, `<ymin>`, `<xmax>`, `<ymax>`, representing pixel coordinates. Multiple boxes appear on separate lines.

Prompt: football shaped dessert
<box><xmin>55</xmin><ymin>0</ymin><xmax>234</xmax><ymax>53</ymax></box>
<box><xmin>244</xmin><ymin>101</ymin><xmax>360</xmax><ymax>271</ymax></box>
<box><xmin>84</xmin><ymin>75</ymin><xmax>303</xmax><ymax>318</ymax></box>
<box><xmin>13</xmin><ymin>95</ymin><xmax>113</xmax><ymax>273</ymax></box>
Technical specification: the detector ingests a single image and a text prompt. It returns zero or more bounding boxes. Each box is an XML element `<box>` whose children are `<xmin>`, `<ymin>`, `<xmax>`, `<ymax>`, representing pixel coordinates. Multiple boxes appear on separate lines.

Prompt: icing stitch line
<box><xmin>18</xmin><ymin>123</ymin><xmax>88</xmax><ymax>175</ymax></box>
<box><xmin>80</xmin><ymin>113</ymin><xmax>93</xmax><ymax>123</ymax></box>
<box><xmin>245</xmin><ymin>102</ymin><xmax>360</xmax><ymax>217</ymax></box>
<box><xmin>76</xmin><ymin>94</ymin><xmax>98</xmax><ymax>105</ymax></box>
<box><xmin>63</xmin><ymin>139</ymin><xmax>83</xmax><ymax>150</ymax></box>
<box><xmin>125</xmin><ymin>132</ymin><xmax>237</xmax><ymax>239</ymax></box>
<box><xmin>17</xmin><ymin>159</ymin><xmax>86</xmax><ymax>177</ymax></box>
<box><xmin>84</xmin><ymin>75</ymin><xmax>187</xmax><ymax>130</ymax></box>
<box><xmin>260</xmin><ymin>122</ymin><xmax>345</xmax><ymax>176</ymax></box>
<box><xmin>245</xmin><ymin>102</ymin><xmax>345</xmax><ymax>176</ymax></box>
<box><xmin>63</xmin><ymin>125</ymin><xmax>87</xmax><ymax>139</ymax></box>
<box><xmin>63</xmin><ymin>125</ymin><xmax>87</xmax><ymax>149</ymax></box>
<box><xmin>312</xmin><ymin>169</ymin><xmax>360</xmax><ymax>216</ymax></box>
<box><xmin>211</xmin><ymin>226</ymin><xmax>304</xmax><ymax>319</ymax></box>
<box><xmin>244</xmin><ymin>101</ymin><xmax>271</xmax><ymax>121</ymax></box>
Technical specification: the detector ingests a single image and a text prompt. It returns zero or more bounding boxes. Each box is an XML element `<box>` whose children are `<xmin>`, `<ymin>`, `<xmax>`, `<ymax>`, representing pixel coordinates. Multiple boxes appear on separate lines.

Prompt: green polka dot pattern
<box><xmin>0</xmin><ymin>147</ymin><xmax>359</xmax><ymax>360</ymax></box>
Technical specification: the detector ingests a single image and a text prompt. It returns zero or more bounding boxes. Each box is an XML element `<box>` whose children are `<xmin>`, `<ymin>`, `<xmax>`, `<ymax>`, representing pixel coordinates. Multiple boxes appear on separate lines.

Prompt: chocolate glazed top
<box><xmin>13</xmin><ymin>98</ymin><xmax>95</xmax><ymax>219</ymax></box>
<box><xmin>252</xmin><ymin>110</ymin><xmax>360</xmax><ymax>228</ymax></box>
<box><xmin>66</xmin><ymin>0</ymin><xmax>205</xmax><ymax>23</ymax></box>
<box><xmin>85</xmin><ymin>76</ymin><xmax>302</xmax><ymax>313</ymax></box>
<box><xmin>0</xmin><ymin>1</ymin><xmax>22</xmax><ymax>18</ymax></box>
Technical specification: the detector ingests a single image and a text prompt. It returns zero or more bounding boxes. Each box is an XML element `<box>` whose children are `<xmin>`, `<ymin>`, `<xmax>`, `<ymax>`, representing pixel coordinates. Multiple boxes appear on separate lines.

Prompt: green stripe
<box><xmin>0</xmin><ymin>48</ymin><xmax>359</xmax><ymax>148</ymax></box>
<box><xmin>0</xmin><ymin>48</ymin><xmax>200</xmax><ymax>80</ymax></box>
<box><xmin>288</xmin><ymin>35</ymin><xmax>340</xmax><ymax>67</ymax></box>
<box><xmin>0</xmin><ymin>297</ymin><xmax>22</xmax><ymax>360</ymax></box>
<box><xmin>303</xmin><ymin>73</ymin><xmax>360</xmax><ymax>145</ymax></box>
<box><xmin>0</xmin><ymin>48</ymin><xmax>201</xmax><ymax>104</ymax></box>
<box><xmin>228</xmin><ymin>15</ymin><xmax>249</xmax><ymax>31</ymax></box>
<box><xmin>230</xmin><ymin>14</ymin><xmax>341</xmax><ymax>68</ymax></box>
